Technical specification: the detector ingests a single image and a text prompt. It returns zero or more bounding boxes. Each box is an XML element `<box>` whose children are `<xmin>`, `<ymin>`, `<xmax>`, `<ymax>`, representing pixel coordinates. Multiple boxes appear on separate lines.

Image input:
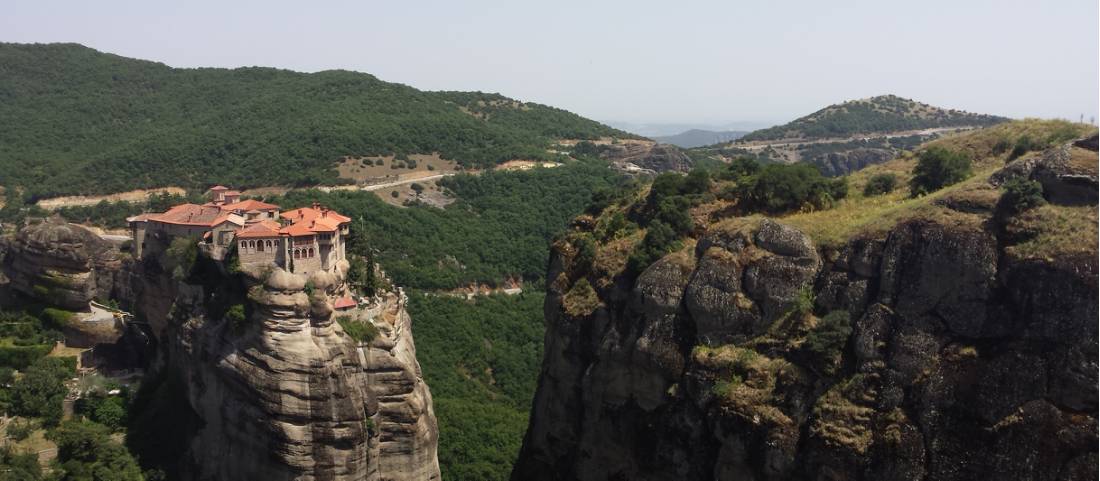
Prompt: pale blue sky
<box><xmin>4</xmin><ymin>0</ymin><xmax>1097</xmax><ymax>125</ymax></box>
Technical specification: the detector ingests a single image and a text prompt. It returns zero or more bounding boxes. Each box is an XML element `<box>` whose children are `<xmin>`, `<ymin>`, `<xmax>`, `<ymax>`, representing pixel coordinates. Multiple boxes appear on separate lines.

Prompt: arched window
<box><xmin>240</xmin><ymin>241</ymin><xmax>246</xmax><ymax>249</ymax></box>
<box><xmin>265</xmin><ymin>240</ymin><xmax>273</xmax><ymax>249</ymax></box>
<box><xmin>257</xmin><ymin>241</ymin><xmax>264</xmax><ymax>252</ymax></box>
<box><xmin>294</xmin><ymin>249</ymin><xmax>301</xmax><ymax>259</ymax></box>
<box><xmin>249</xmin><ymin>240</ymin><xmax>255</xmax><ymax>249</ymax></box>
<box><xmin>308</xmin><ymin>248</ymin><xmax>314</xmax><ymax>258</ymax></box>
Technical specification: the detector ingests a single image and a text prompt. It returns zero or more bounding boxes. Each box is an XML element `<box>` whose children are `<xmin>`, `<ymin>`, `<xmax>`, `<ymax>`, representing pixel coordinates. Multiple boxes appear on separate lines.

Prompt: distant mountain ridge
<box><xmin>654</xmin><ymin>129</ymin><xmax>747</xmax><ymax>148</ymax></box>
<box><xmin>0</xmin><ymin>43</ymin><xmax>633</xmax><ymax>197</ymax></box>
<box><xmin>740</xmin><ymin>94</ymin><xmax>1008</xmax><ymax>142</ymax></box>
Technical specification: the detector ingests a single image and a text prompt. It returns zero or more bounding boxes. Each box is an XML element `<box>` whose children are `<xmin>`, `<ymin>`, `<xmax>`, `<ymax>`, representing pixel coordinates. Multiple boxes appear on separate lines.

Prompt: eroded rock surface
<box><xmin>137</xmin><ymin>260</ymin><xmax>441</xmax><ymax>481</ymax></box>
<box><xmin>514</xmin><ymin>213</ymin><xmax>1097</xmax><ymax>481</ymax></box>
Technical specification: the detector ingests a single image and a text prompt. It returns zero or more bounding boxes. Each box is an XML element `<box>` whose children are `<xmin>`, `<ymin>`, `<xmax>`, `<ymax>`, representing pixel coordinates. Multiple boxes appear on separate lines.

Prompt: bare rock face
<box><xmin>600</xmin><ymin>142</ymin><xmax>694</xmax><ymax>174</ymax></box>
<box><xmin>812</xmin><ymin>147</ymin><xmax>896</xmax><ymax>177</ymax></box>
<box><xmin>125</xmin><ymin>258</ymin><xmax>440</xmax><ymax>480</ymax></box>
<box><xmin>513</xmin><ymin>214</ymin><xmax>1097</xmax><ymax>481</ymax></box>
<box><xmin>2</xmin><ymin>217</ymin><xmax>122</xmax><ymax>310</ymax></box>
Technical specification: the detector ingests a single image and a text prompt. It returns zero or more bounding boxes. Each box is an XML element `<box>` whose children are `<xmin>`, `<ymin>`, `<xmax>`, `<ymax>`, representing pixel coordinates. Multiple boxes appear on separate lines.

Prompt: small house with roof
<box><xmin>128</xmin><ymin>186</ymin><xmax>352</xmax><ymax>276</ymax></box>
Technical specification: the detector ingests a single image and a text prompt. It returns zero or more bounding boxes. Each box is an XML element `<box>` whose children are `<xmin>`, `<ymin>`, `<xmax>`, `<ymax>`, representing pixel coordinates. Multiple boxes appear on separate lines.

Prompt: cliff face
<box><xmin>129</xmin><ymin>259</ymin><xmax>441</xmax><ymax>481</ymax></box>
<box><xmin>0</xmin><ymin>220</ymin><xmax>440</xmax><ymax>481</ymax></box>
<box><xmin>513</xmin><ymin>141</ymin><xmax>1098</xmax><ymax>480</ymax></box>
<box><xmin>2</xmin><ymin>218</ymin><xmax>123</xmax><ymax>310</ymax></box>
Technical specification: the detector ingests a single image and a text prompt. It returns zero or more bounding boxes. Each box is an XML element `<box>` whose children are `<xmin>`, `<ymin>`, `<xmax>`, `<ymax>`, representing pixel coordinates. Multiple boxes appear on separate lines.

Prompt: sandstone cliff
<box><xmin>513</xmin><ymin>135</ymin><xmax>1098</xmax><ymax>480</ymax></box>
<box><xmin>144</xmin><ymin>261</ymin><xmax>440</xmax><ymax>481</ymax></box>
<box><xmin>1</xmin><ymin>220</ymin><xmax>441</xmax><ymax>481</ymax></box>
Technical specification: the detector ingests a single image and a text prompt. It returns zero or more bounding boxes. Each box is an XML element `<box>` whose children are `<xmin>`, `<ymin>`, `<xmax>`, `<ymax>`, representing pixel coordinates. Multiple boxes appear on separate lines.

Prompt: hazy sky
<box><xmin>4</xmin><ymin>0</ymin><xmax>1098</xmax><ymax>126</ymax></box>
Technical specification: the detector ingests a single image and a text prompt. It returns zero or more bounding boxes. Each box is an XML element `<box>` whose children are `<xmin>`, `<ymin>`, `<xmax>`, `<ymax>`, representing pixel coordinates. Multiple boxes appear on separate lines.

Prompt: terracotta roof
<box><xmin>279</xmin><ymin>221</ymin><xmax>316</xmax><ymax>237</ymax></box>
<box><xmin>209</xmin><ymin>185</ymin><xmax>229</xmax><ymax>192</ymax></box>
<box><xmin>280</xmin><ymin>206</ymin><xmax>351</xmax><ymax>225</ymax></box>
<box><xmin>126</xmin><ymin>213</ymin><xmax>153</xmax><ymax>223</ymax></box>
<box><xmin>147</xmin><ymin>204</ymin><xmax>245</xmax><ymax>227</ymax></box>
<box><xmin>223</xmin><ymin>190</ymin><xmax>241</xmax><ymax>196</ymax></box>
<box><xmin>334</xmin><ymin>297</ymin><xmax>357</xmax><ymax>309</ymax></box>
<box><xmin>236</xmin><ymin>220</ymin><xmax>283</xmax><ymax>239</ymax></box>
<box><xmin>221</xmin><ymin>199</ymin><xmax>280</xmax><ymax>212</ymax></box>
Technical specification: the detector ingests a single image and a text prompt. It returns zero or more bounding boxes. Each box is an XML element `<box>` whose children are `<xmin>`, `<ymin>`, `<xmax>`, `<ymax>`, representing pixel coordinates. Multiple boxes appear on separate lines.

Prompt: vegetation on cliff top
<box><xmin>0</xmin><ymin>42</ymin><xmax>632</xmax><ymax>197</ymax></box>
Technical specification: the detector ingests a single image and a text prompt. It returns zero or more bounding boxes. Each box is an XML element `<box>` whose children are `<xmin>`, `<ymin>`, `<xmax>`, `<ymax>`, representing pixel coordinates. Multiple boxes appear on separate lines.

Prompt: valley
<box><xmin>0</xmin><ymin>35</ymin><xmax>1095</xmax><ymax>481</ymax></box>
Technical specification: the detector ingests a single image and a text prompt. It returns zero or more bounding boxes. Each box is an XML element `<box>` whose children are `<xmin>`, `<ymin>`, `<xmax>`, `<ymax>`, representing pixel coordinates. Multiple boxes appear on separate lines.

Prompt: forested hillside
<box><xmin>741</xmin><ymin>94</ymin><xmax>1007</xmax><ymax>141</ymax></box>
<box><xmin>0</xmin><ymin>43</ymin><xmax>631</xmax><ymax>197</ymax></box>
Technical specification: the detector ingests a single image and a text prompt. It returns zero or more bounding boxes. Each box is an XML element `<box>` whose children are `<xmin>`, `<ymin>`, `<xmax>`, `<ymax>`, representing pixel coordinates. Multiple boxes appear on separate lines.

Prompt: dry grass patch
<box><xmin>1067</xmin><ymin>146</ymin><xmax>1099</xmax><ymax>176</ymax></box>
<box><xmin>694</xmin><ymin>345</ymin><xmax>804</xmax><ymax>426</ymax></box>
<box><xmin>781</xmin><ymin>165</ymin><xmax>998</xmax><ymax>247</ymax></box>
<box><xmin>1005</xmin><ymin>204</ymin><xmax>1098</xmax><ymax>261</ymax></box>
<box><xmin>810</xmin><ymin>374</ymin><xmax>876</xmax><ymax>455</ymax></box>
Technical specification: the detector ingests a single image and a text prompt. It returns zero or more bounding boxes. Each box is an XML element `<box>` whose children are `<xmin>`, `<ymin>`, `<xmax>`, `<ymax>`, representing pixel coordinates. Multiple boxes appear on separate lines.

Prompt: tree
<box><xmin>863</xmin><ymin>173</ymin><xmax>898</xmax><ymax>196</ymax></box>
<box><xmin>47</xmin><ymin>420</ymin><xmax>145</xmax><ymax>481</ymax></box>
<box><xmin>11</xmin><ymin>356</ymin><xmax>74</xmax><ymax>426</ymax></box>
<box><xmin>736</xmin><ymin>163</ymin><xmax>848</xmax><ymax>213</ymax></box>
<box><xmin>910</xmin><ymin>146</ymin><xmax>972</xmax><ymax>196</ymax></box>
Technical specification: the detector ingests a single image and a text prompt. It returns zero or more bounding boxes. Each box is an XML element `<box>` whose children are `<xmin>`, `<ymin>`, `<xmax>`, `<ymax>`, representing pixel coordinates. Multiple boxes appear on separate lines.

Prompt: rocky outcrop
<box><xmin>514</xmin><ymin>211</ymin><xmax>1097</xmax><ymax>480</ymax></box>
<box><xmin>600</xmin><ymin>142</ymin><xmax>694</xmax><ymax>174</ymax></box>
<box><xmin>810</xmin><ymin>148</ymin><xmax>896</xmax><ymax>177</ymax></box>
<box><xmin>991</xmin><ymin>139</ymin><xmax>1099</xmax><ymax>205</ymax></box>
<box><xmin>128</xmin><ymin>259</ymin><xmax>441</xmax><ymax>481</ymax></box>
<box><xmin>2</xmin><ymin>217</ymin><xmax>123</xmax><ymax>310</ymax></box>
<box><xmin>1</xmin><ymin>217</ymin><xmax>441</xmax><ymax>480</ymax></box>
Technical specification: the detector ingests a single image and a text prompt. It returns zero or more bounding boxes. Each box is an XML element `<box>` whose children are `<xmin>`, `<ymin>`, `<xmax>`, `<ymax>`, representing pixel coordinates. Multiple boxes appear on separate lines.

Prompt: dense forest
<box><xmin>0</xmin><ymin>43</ymin><xmax>633</xmax><ymax>198</ymax></box>
<box><xmin>406</xmin><ymin>292</ymin><xmax>544</xmax><ymax>480</ymax></box>
<box><xmin>275</xmin><ymin>160</ymin><xmax>624</xmax><ymax>289</ymax></box>
<box><xmin>741</xmin><ymin>94</ymin><xmax>1007</xmax><ymax>141</ymax></box>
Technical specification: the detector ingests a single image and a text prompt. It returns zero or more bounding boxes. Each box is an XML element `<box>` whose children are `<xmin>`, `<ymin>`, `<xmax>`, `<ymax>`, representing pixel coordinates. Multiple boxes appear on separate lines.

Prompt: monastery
<box><xmin>127</xmin><ymin>186</ymin><xmax>351</xmax><ymax>275</ymax></box>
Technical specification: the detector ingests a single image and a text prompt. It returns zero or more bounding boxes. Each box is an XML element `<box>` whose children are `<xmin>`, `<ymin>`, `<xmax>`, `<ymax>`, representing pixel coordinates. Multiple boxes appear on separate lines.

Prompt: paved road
<box><xmin>320</xmin><ymin>173</ymin><xmax>456</xmax><ymax>193</ymax></box>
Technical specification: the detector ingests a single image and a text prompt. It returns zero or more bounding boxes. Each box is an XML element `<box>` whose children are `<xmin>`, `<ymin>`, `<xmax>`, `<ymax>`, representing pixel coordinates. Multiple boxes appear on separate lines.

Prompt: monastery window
<box><xmin>240</xmin><ymin>241</ymin><xmax>246</xmax><ymax>249</ymax></box>
<box><xmin>257</xmin><ymin>241</ymin><xmax>264</xmax><ymax>252</ymax></box>
<box><xmin>294</xmin><ymin>249</ymin><xmax>301</xmax><ymax>259</ymax></box>
<box><xmin>308</xmin><ymin>248</ymin><xmax>315</xmax><ymax>258</ymax></box>
<box><xmin>265</xmin><ymin>240</ymin><xmax>273</xmax><ymax>249</ymax></box>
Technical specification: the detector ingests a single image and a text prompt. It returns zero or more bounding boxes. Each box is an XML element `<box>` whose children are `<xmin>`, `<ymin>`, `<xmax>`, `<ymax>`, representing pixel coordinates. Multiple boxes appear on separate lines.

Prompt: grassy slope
<box><xmin>775</xmin><ymin>120</ymin><xmax>1096</xmax><ymax>248</ymax></box>
<box><xmin>0</xmin><ymin>43</ymin><xmax>631</xmax><ymax>197</ymax></box>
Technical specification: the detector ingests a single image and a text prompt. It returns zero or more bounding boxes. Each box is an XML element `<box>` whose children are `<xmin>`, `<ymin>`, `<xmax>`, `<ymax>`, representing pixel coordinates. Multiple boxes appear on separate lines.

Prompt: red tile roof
<box><xmin>334</xmin><ymin>297</ymin><xmax>357</xmax><ymax>309</ymax></box>
<box><xmin>221</xmin><ymin>199</ymin><xmax>280</xmax><ymax>212</ymax></box>
<box><xmin>147</xmin><ymin>204</ymin><xmax>244</xmax><ymax>227</ymax></box>
<box><xmin>209</xmin><ymin>185</ymin><xmax>229</xmax><ymax>192</ymax></box>
<box><xmin>280</xmin><ymin>206</ymin><xmax>351</xmax><ymax>225</ymax></box>
<box><xmin>236</xmin><ymin>220</ymin><xmax>283</xmax><ymax>239</ymax></box>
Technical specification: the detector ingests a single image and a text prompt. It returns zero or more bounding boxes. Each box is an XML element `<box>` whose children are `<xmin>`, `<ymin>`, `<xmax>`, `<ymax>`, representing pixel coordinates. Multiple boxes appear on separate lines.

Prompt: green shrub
<box><xmin>805</xmin><ymin>310</ymin><xmax>852</xmax><ymax>375</ymax></box>
<box><xmin>163</xmin><ymin>236</ymin><xmax>198</xmax><ymax>280</ymax></box>
<box><xmin>41</xmin><ymin>308</ymin><xmax>75</xmax><ymax>329</ymax></box>
<box><xmin>1001</xmin><ymin>178</ymin><xmax>1045</xmax><ymax>213</ymax></box>
<box><xmin>627</xmin><ymin>221</ymin><xmax>680</xmax><ymax>274</ymax></box>
<box><xmin>910</xmin><ymin>146</ymin><xmax>972</xmax><ymax>196</ymax></box>
<box><xmin>337</xmin><ymin>316</ymin><xmax>379</xmax><ymax>343</ymax></box>
<box><xmin>1008</xmin><ymin>135</ymin><xmax>1035</xmax><ymax>160</ymax></box>
<box><xmin>225</xmin><ymin>304</ymin><xmax>247</xmax><ymax>333</ymax></box>
<box><xmin>789</xmin><ymin>285</ymin><xmax>816</xmax><ymax>318</ymax></box>
<box><xmin>736</xmin><ymin>163</ymin><xmax>848</xmax><ymax>213</ymax></box>
<box><xmin>862</xmin><ymin>173</ymin><xmax>898</xmax><ymax>196</ymax></box>
<box><xmin>6</xmin><ymin>419</ymin><xmax>33</xmax><ymax>441</ymax></box>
